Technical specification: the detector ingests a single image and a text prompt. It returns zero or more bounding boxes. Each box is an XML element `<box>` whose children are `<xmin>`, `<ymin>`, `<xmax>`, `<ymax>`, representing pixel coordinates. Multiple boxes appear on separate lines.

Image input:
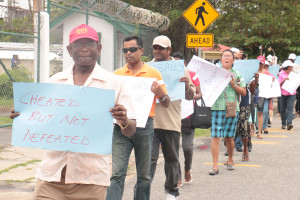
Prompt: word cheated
<box><xmin>20</xmin><ymin>92</ymin><xmax>79</xmax><ymax>107</ymax></box>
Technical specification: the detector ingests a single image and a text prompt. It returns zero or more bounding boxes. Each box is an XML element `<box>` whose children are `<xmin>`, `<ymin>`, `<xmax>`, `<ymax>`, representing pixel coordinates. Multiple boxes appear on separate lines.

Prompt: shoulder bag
<box><xmin>192</xmin><ymin>98</ymin><xmax>212</xmax><ymax>129</ymax></box>
<box><xmin>224</xmin><ymin>88</ymin><xmax>237</xmax><ymax>118</ymax></box>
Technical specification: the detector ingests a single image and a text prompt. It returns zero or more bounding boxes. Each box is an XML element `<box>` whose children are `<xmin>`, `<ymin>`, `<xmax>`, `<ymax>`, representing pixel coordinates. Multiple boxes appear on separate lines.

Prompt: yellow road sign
<box><xmin>186</xmin><ymin>33</ymin><xmax>214</xmax><ymax>48</ymax></box>
<box><xmin>183</xmin><ymin>0</ymin><xmax>219</xmax><ymax>33</ymax></box>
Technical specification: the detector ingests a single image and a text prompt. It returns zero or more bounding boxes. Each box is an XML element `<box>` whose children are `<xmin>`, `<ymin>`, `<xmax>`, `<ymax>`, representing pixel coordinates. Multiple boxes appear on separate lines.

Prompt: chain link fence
<box><xmin>0</xmin><ymin>5</ymin><xmax>41</xmax><ymax>127</ymax></box>
<box><xmin>49</xmin><ymin>1</ymin><xmax>162</xmax><ymax>72</ymax></box>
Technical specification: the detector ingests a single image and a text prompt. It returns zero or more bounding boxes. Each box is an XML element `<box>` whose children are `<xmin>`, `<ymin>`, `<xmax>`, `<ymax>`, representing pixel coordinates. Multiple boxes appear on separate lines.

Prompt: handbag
<box><xmin>181</xmin><ymin>117</ymin><xmax>193</xmax><ymax>133</ymax></box>
<box><xmin>224</xmin><ymin>88</ymin><xmax>237</xmax><ymax>118</ymax></box>
<box><xmin>192</xmin><ymin>98</ymin><xmax>212</xmax><ymax>129</ymax></box>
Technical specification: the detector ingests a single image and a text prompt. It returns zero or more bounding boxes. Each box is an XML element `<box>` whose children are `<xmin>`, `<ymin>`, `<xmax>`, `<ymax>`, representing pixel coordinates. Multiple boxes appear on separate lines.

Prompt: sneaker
<box><xmin>282</xmin><ymin>125</ymin><xmax>286</xmax><ymax>129</ymax></box>
<box><xmin>166</xmin><ymin>193</ymin><xmax>178</xmax><ymax>200</ymax></box>
<box><xmin>236</xmin><ymin>147</ymin><xmax>243</xmax><ymax>152</ymax></box>
<box><xmin>287</xmin><ymin>124</ymin><xmax>293</xmax><ymax>130</ymax></box>
<box><xmin>209</xmin><ymin>168</ymin><xmax>219</xmax><ymax>175</ymax></box>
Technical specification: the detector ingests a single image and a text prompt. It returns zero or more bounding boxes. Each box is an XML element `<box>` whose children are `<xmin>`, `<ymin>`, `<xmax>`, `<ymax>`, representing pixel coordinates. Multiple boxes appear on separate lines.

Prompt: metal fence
<box><xmin>48</xmin><ymin>1</ymin><xmax>160</xmax><ymax>73</ymax></box>
<box><xmin>0</xmin><ymin>6</ymin><xmax>41</xmax><ymax>128</ymax></box>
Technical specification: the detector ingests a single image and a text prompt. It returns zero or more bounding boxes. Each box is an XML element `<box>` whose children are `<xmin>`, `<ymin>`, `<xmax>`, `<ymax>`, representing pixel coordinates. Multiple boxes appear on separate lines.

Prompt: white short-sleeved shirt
<box><xmin>35</xmin><ymin>63</ymin><xmax>136</xmax><ymax>186</ymax></box>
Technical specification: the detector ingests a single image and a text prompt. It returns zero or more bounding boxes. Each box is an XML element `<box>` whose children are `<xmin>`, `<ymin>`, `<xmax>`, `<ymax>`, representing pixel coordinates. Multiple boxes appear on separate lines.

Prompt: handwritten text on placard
<box><xmin>12</xmin><ymin>82</ymin><xmax>115</xmax><ymax>154</ymax></box>
<box><xmin>147</xmin><ymin>60</ymin><xmax>185</xmax><ymax>101</ymax></box>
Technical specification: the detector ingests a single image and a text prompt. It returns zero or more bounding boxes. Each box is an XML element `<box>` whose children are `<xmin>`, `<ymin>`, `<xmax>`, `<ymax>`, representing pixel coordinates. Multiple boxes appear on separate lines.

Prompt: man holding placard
<box><xmin>150</xmin><ymin>35</ymin><xmax>195</xmax><ymax>200</ymax></box>
<box><xmin>106</xmin><ymin>35</ymin><xmax>169</xmax><ymax>200</ymax></box>
<box><xmin>10</xmin><ymin>24</ymin><xmax>136</xmax><ymax>200</ymax></box>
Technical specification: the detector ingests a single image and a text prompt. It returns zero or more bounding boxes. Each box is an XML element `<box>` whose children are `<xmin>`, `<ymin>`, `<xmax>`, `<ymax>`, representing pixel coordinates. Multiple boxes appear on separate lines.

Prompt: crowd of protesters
<box><xmin>9</xmin><ymin>24</ymin><xmax>299</xmax><ymax>200</ymax></box>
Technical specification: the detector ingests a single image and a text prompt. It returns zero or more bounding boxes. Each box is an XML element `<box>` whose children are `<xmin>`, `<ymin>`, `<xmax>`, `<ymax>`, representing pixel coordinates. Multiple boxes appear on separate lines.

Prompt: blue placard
<box><xmin>295</xmin><ymin>56</ymin><xmax>300</xmax><ymax>66</ymax></box>
<box><xmin>233</xmin><ymin>59</ymin><xmax>260</xmax><ymax>84</ymax></box>
<box><xmin>268</xmin><ymin>65</ymin><xmax>280</xmax><ymax>79</ymax></box>
<box><xmin>12</xmin><ymin>82</ymin><xmax>115</xmax><ymax>154</ymax></box>
<box><xmin>147</xmin><ymin>60</ymin><xmax>185</xmax><ymax>101</ymax></box>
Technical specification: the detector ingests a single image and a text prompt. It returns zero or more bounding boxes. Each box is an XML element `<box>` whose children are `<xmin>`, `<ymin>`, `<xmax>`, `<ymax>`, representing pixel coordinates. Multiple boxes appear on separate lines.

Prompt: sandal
<box><xmin>177</xmin><ymin>180</ymin><xmax>183</xmax><ymax>188</ymax></box>
<box><xmin>257</xmin><ymin>134</ymin><xmax>263</xmax><ymax>139</ymax></box>
<box><xmin>223</xmin><ymin>161</ymin><xmax>234</xmax><ymax>166</ymax></box>
<box><xmin>250</xmin><ymin>129</ymin><xmax>254</xmax><ymax>137</ymax></box>
<box><xmin>185</xmin><ymin>170</ymin><xmax>192</xmax><ymax>183</ymax></box>
<box><xmin>242</xmin><ymin>155</ymin><xmax>249</xmax><ymax>162</ymax></box>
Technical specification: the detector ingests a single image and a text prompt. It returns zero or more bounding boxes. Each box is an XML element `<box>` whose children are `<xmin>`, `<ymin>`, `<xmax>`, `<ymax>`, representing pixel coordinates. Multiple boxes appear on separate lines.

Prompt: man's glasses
<box><xmin>122</xmin><ymin>47</ymin><xmax>140</xmax><ymax>53</ymax></box>
<box><xmin>71</xmin><ymin>42</ymin><xmax>98</xmax><ymax>48</ymax></box>
<box><xmin>153</xmin><ymin>46</ymin><xmax>168</xmax><ymax>50</ymax></box>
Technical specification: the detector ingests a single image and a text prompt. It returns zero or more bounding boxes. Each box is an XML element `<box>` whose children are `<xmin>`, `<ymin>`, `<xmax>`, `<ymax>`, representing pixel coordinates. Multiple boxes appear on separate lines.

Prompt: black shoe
<box><xmin>236</xmin><ymin>147</ymin><xmax>243</xmax><ymax>152</ymax></box>
<box><xmin>287</xmin><ymin>124</ymin><xmax>293</xmax><ymax>130</ymax></box>
<box><xmin>248</xmin><ymin>145</ymin><xmax>252</xmax><ymax>152</ymax></box>
<box><xmin>224</xmin><ymin>150</ymin><xmax>228</xmax><ymax>156</ymax></box>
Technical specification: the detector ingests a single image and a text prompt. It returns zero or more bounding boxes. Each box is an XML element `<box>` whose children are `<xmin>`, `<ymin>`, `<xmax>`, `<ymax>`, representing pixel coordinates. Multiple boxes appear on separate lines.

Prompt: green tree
<box><xmin>123</xmin><ymin>0</ymin><xmax>300</xmax><ymax>62</ymax></box>
<box><xmin>122</xmin><ymin>0</ymin><xmax>196</xmax><ymax>59</ymax></box>
<box><xmin>209</xmin><ymin>0</ymin><xmax>300</xmax><ymax>61</ymax></box>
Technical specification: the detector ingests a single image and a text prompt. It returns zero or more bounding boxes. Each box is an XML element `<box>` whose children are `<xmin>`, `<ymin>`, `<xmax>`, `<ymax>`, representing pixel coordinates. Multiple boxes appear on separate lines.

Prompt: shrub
<box><xmin>0</xmin><ymin>67</ymin><xmax>33</xmax><ymax>99</ymax></box>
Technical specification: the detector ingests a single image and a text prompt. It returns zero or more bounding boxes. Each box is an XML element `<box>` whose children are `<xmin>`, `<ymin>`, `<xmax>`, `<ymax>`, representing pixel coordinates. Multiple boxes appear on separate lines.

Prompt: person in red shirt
<box><xmin>173</xmin><ymin>53</ymin><xmax>201</xmax><ymax>186</ymax></box>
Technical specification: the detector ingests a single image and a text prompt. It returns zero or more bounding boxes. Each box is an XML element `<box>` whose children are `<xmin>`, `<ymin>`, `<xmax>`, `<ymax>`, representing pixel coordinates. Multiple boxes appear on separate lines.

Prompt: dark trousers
<box><xmin>178</xmin><ymin>127</ymin><xmax>195</xmax><ymax>181</ymax></box>
<box><xmin>150</xmin><ymin>129</ymin><xmax>180</xmax><ymax>197</ymax></box>
<box><xmin>295</xmin><ymin>87</ymin><xmax>300</xmax><ymax>113</ymax></box>
<box><xmin>281</xmin><ymin>94</ymin><xmax>296</xmax><ymax>126</ymax></box>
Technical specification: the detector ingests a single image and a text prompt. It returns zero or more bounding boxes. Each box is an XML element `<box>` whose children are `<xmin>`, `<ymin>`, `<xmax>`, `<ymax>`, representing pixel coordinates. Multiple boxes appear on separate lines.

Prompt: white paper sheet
<box><xmin>187</xmin><ymin>55</ymin><xmax>231</xmax><ymax>107</ymax></box>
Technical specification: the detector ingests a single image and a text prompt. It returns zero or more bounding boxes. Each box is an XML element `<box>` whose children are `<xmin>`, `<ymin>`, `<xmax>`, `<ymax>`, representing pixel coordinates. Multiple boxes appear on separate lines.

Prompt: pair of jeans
<box><xmin>107</xmin><ymin>118</ymin><xmax>153</xmax><ymax>200</ymax></box>
<box><xmin>178</xmin><ymin>127</ymin><xmax>195</xmax><ymax>181</ymax></box>
<box><xmin>262</xmin><ymin>98</ymin><xmax>269</xmax><ymax>130</ymax></box>
<box><xmin>150</xmin><ymin>129</ymin><xmax>180</xmax><ymax>197</ymax></box>
<box><xmin>280</xmin><ymin>94</ymin><xmax>296</xmax><ymax>126</ymax></box>
<box><xmin>235</xmin><ymin>135</ymin><xmax>242</xmax><ymax>148</ymax></box>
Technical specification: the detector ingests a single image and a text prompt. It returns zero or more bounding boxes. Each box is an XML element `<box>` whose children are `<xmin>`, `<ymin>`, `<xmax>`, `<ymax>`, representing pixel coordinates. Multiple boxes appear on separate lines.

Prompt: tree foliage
<box><xmin>123</xmin><ymin>0</ymin><xmax>300</xmax><ymax>62</ymax></box>
<box><xmin>213</xmin><ymin>0</ymin><xmax>300</xmax><ymax>61</ymax></box>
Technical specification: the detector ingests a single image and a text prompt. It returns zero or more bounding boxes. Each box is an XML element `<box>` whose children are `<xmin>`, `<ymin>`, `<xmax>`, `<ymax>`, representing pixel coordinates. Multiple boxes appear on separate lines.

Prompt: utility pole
<box><xmin>28</xmin><ymin>0</ymin><xmax>32</xmax><ymax>11</ymax></box>
<box><xmin>33</xmin><ymin>0</ymin><xmax>42</xmax><ymax>12</ymax></box>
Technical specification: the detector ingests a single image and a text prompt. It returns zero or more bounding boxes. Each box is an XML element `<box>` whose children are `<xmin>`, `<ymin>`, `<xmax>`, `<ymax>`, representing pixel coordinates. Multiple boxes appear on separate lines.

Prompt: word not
<box><xmin>60</xmin><ymin>115</ymin><xmax>90</xmax><ymax>126</ymax></box>
<box><xmin>23</xmin><ymin>129</ymin><xmax>90</xmax><ymax>145</ymax></box>
<box><xmin>20</xmin><ymin>92</ymin><xmax>79</xmax><ymax>107</ymax></box>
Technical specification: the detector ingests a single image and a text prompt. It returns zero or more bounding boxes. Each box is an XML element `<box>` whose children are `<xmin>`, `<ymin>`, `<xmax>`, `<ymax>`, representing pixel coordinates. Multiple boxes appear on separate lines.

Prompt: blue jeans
<box><xmin>235</xmin><ymin>135</ymin><xmax>242</xmax><ymax>148</ymax></box>
<box><xmin>263</xmin><ymin>99</ymin><xmax>269</xmax><ymax>130</ymax></box>
<box><xmin>281</xmin><ymin>94</ymin><xmax>296</xmax><ymax>126</ymax></box>
<box><xmin>150</xmin><ymin>129</ymin><xmax>180</xmax><ymax>197</ymax></box>
<box><xmin>107</xmin><ymin>118</ymin><xmax>153</xmax><ymax>200</ymax></box>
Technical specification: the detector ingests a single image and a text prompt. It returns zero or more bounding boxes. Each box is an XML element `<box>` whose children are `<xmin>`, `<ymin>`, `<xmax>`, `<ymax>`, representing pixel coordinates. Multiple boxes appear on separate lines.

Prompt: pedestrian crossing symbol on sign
<box><xmin>183</xmin><ymin>0</ymin><xmax>219</xmax><ymax>33</ymax></box>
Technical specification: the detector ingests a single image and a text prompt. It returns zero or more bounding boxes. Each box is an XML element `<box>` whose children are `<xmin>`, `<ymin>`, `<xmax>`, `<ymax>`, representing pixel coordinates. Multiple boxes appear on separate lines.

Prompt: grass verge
<box><xmin>0</xmin><ymin>159</ymin><xmax>41</xmax><ymax>175</ymax></box>
<box><xmin>194</xmin><ymin>128</ymin><xmax>211</xmax><ymax>138</ymax></box>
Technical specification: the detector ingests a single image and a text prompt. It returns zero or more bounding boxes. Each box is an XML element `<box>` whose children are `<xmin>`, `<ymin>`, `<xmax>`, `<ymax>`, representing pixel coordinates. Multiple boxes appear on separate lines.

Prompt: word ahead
<box><xmin>186</xmin><ymin>33</ymin><xmax>214</xmax><ymax>48</ymax></box>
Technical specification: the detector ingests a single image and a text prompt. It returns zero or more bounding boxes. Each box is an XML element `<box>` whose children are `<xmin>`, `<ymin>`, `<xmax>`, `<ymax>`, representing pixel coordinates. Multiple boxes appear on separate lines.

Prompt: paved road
<box><xmin>0</xmin><ymin>116</ymin><xmax>300</xmax><ymax>200</ymax></box>
<box><xmin>123</xmin><ymin>116</ymin><xmax>300</xmax><ymax>200</ymax></box>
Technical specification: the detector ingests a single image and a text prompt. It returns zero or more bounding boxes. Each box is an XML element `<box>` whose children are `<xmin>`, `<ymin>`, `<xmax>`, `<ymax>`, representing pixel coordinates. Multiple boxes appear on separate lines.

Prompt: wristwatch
<box><xmin>159</xmin><ymin>95</ymin><xmax>167</xmax><ymax>102</ymax></box>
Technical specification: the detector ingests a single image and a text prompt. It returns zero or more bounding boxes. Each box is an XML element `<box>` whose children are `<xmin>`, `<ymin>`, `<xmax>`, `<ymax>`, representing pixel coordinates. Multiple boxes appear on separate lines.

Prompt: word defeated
<box><xmin>23</xmin><ymin>129</ymin><xmax>90</xmax><ymax>145</ymax></box>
